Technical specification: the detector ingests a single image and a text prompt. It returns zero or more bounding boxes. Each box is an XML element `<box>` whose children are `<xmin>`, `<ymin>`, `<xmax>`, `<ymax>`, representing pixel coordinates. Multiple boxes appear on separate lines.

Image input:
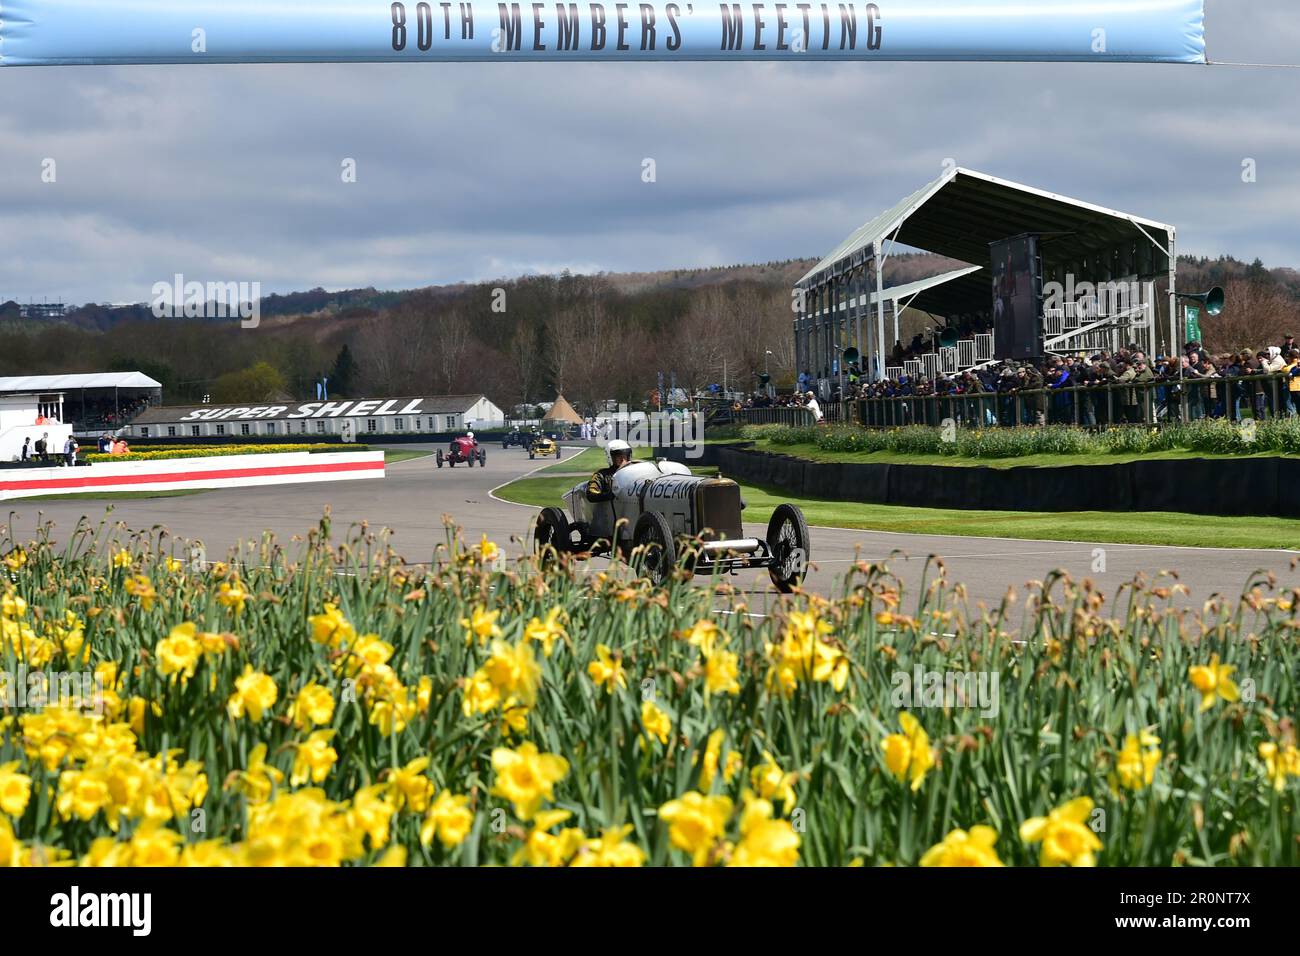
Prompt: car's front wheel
<box><xmin>766</xmin><ymin>503</ymin><xmax>810</xmax><ymax>593</ymax></box>
<box><xmin>534</xmin><ymin>507</ymin><xmax>570</xmax><ymax>566</ymax></box>
<box><xmin>632</xmin><ymin>511</ymin><xmax>676</xmax><ymax>588</ymax></box>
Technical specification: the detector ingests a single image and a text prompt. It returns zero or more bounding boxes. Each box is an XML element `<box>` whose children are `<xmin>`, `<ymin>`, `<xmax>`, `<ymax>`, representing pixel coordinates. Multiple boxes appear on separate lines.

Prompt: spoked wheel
<box><xmin>534</xmin><ymin>507</ymin><xmax>570</xmax><ymax>566</ymax></box>
<box><xmin>766</xmin><ymin>503</ymin><xmax>810</xmax><ymax>593</ymax></box>
<box><xmin>632</xmin><ymin>511</ymin><xmax>676</xmax><ymax>587</ymax></box>
<box><xmin>478</xmin><ymin>449</ymin><xmax>487</xmax><ymax>466</ymax></box>
<box><xmin>436</xmin><ymin>450</ymin><xmax>444</xmax><ymax>468</ymax></box>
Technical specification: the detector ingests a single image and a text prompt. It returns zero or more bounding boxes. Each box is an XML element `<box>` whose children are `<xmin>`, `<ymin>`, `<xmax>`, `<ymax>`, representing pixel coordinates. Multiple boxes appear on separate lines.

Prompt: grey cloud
<box><xmin>2</xmin><ymin>0</ymin><xmax>1299</xmax><ymax>305</ymax></box>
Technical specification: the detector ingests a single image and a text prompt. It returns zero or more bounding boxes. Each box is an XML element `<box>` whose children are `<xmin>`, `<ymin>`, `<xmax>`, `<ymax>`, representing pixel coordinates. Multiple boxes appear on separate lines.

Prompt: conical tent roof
<box><xmin>543</xmin><ymin>393</ymin><xmax>583</xmax><ymax>425</ymax></box>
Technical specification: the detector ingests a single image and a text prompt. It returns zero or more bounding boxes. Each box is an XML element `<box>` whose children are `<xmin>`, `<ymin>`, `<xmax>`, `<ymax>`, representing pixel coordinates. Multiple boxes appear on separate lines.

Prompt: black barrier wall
<box><xmin>716</xmin><ymin>446</ymin><xmax>1298</xmax><ymax>518</ymax></box>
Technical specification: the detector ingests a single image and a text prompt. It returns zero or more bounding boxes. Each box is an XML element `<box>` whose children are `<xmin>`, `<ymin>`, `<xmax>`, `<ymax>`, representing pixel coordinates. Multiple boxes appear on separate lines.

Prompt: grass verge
<box><xmin>494</xmin><ymin>471</ymin><xmax>1300</xmax><ymax>550</ymax></box>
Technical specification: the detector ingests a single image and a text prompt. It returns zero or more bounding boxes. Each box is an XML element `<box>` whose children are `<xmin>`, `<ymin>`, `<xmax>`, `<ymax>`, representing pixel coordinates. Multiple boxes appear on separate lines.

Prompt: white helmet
<box><xmin>466</xmin><ymin>431</ymin><xmax>474</xmax><ymax>440</ymax></box>
<box><xmin>605</xmin><ymin>439</ymin><xmax>632</xmax><ymax>467</ymax></box>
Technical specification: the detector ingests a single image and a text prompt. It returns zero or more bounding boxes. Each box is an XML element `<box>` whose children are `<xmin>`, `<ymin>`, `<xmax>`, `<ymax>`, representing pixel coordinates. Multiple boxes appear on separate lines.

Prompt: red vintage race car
<box><xmin>436</xmin><ymin>435</ymin><xmax>486</xmax><ymax>468</ymax></box>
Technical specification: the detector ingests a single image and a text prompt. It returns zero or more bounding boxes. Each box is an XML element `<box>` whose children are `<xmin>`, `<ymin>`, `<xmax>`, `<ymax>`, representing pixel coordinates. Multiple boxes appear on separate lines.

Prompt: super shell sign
<box><xmin>0</xmin><ymin>0</ymin><xmax>1206</xmax><ymax>66</ymax></box>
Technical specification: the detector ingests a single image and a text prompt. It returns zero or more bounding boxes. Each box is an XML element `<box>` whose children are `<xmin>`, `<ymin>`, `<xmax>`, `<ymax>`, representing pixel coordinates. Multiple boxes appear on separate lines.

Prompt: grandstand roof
<box><xmin>818</xmin><ymin>267</ymin><xmax>989</xmax><ymax>323</ymax></box>
<box><xmin>870</xmin><ymin>266</ymin><xmax>988</xmax><ymax>317</ymax></box>
<box><xmin>797</xmin><ymin>167</ymin><xmax>1175</xmax><ymax>291</ymax></box>
<box><xmin>0</xmin><ymin>371</ymin><xmax>162</xmax><ymax>393</ymax></box>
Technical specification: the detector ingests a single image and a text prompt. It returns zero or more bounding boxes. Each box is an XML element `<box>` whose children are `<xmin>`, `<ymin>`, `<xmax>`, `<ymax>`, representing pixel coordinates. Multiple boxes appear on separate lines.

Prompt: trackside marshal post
<box><xmin>0</xmin><ymin>0</ymin><xmax>1207</xmax><ymax>66</ymax></box>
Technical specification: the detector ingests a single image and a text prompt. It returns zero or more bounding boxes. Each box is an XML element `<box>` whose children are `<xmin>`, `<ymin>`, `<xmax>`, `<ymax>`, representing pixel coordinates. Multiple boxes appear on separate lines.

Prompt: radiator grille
<box><xmin>695</xmin><ymin>480</ymin><xmax>743</xmax><ymax>541</ymax></box>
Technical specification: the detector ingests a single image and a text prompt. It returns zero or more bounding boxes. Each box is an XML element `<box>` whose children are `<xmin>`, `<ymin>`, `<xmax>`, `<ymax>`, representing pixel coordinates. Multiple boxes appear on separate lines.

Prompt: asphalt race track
<box><xmin>3</xmin><ymin>442</ymin><xmax>1293</xmax><ymax>615</ymax></box>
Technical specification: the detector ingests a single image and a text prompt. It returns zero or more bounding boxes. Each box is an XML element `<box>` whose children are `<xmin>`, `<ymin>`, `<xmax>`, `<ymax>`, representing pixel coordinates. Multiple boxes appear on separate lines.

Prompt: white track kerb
<box><xmin>0</xmin><ymin>451</ymin><xmax>385</xmax><ymax>501</ymax></box>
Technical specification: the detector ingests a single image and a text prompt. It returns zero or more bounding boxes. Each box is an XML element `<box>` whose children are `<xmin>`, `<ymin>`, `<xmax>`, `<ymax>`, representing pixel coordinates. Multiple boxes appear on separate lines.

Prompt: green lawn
<box><xmin>494</xmin><ymin>471</ymin><xmax>1300</xmax><ymax>550</ymax></box>
<box><xmin>748</xmin><ymin>439</ymin><xmax>1300</xmax><ymax>470</ymax></box>
<box><xmin>530</xmin><ymin>444</ymin><xmax>655</xmax><ymax>475</ymax></box>
<box><xmin>383</xmin><ymin>450</ymin><xmax>432</xmax><ymax>464</ymax></box>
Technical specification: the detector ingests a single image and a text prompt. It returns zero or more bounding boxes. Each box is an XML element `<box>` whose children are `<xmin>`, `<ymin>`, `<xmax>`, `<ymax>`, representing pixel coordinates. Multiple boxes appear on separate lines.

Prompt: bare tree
<box><xmin>1203</xmin><ymin>278</ymin><xmax>1293</xmax><ymax>354</ymax></box>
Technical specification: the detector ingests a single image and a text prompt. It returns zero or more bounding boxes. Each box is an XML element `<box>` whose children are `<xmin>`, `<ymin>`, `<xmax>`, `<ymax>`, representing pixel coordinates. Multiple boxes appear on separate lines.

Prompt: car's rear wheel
<box><xmin>535</xmin><ymin>507</ymin><xmax>570</xmax><ymax>566</ymax></box>
<box><xmin>479</xmin><ymin>449</ymin><xmax>487</xmax><ymax>466</ymax></box>
<box><xmin>766</xmin><ymin>504</ymin><xmax>810</xmax><ymax>593</ymax></box>
<box><xmin>632</xmin><ymin>511</ymin><xmax>676</xmax><ymax>587</ymax></box>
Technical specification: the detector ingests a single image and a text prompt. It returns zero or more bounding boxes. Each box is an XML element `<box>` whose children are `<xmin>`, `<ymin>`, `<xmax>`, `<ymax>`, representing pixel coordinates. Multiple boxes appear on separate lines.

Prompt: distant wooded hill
<box><xmin>0</xmin><ymin>253</ymin><xmax>1292</xmax><ymax>410</ymax></box>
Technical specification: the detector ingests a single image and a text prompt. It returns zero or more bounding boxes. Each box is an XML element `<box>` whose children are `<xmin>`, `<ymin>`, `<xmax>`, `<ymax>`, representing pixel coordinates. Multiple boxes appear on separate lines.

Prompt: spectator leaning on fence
<box><xmin>802</xmin><ymin>335</ymin><xmax>1300</xmax><ymax>430</ymax></box>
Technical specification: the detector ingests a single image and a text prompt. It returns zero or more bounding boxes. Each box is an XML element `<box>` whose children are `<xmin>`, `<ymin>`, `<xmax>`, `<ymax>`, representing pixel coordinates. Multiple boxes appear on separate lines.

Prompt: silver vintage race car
<box><xmin>532</xmin><ymin>458</ymin><xmax>810</xmax><ymax>592</ymax></box>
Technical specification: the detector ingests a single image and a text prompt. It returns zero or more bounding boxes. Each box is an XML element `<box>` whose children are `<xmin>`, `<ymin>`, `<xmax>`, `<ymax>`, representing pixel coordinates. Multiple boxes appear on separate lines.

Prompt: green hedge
<box><xmin>84</xmin><ymin>443</ymin><xmax>371</xmax><ymax>463</ymax></box>
<box><xmin>742</xmin><ymin>418</ymin><xmax>1300</xmax><ymax>460</ymax></box>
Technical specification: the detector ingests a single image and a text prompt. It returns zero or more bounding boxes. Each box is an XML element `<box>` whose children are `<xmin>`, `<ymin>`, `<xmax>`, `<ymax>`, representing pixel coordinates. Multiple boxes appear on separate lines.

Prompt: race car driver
<box><xmin>586</xmin><ymin>439</ymin><xmax>632</xmax><ymax>502</ymax></box>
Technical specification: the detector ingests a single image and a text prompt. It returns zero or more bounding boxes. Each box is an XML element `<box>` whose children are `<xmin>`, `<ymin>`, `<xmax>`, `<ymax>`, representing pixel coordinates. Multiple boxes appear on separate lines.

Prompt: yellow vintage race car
<box><xmin>528</xmin><ymin>435</ymin><xmax>561</xmax><ymax>459</ymax></box>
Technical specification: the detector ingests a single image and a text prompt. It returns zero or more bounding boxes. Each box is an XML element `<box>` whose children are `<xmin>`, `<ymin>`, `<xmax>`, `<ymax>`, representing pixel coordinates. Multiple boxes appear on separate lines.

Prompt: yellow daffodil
<box><xmin>587</xmin><ymin>643</ymin><xmax>627</xmax><ymax>694</ymax></box>
<box><xmin>703</xmin><ymin>647</ymin><xmax>741</xmax><ymax>696</ymax></box>
<box><xmin>291</xmin><ymin>730</ymin><xmax>339</xmax><ymax>786</ymax></box>
<box><xmin>523</xmin><ymin>607</ymin><xmax>566</xmax><ymax>656</ymax></box>
<box><xmin>0</xmin><ymin>761</ymin><xmax>32</xmax><ymax>817</ymax></box>
<box><xmin>308</xmin><ymin>603</ymin><xmax>356</xmax><ymax>647</ymax></box>
<box><xmin>680</xmin><ymin>619</ymin><xmax>722</xmax><ymax>655</ymax></box>
<box><xmin>421</xmin><ymin>789</ymin><xmax>474</xmax><ymax>849</ymax></box>
<box><xmin>511</xmin><ymin>809</ymin><xmax>585</xmax><ymax>867</ymax></box>
<box><xmin>571</xmin><ymin>824</ymin><xmax>646</xmax><ymax>867</ymax></box>
<box><xmin>659</xmin><ymin>791</ymin><xmax>733</xmax><ymax>866</ymax></box>
<box><xmin>228</xmin><ymin>744</ymin><xmax>284</xmax><ymax>805</ymax></box>
<box><xmin>1110</xmin><ymin>732</ymin><xmax>1161</xmax><ymax>793</ymax></box>
<box><xmin>388</xmin><ymin>757</ymin><xmax>434</xmax><ymax>813</ymax></box>
<box><xmin>226</xmin><ymin>666</ymin><xmax>278</xmax><ymax>721</ymax></box>
<box><xmin>476</xmin><ymin>535</ymin><xmax>500</xmax><ymax>565</ymax></box>
<box><xmin>1188</xmin><ymin>654</ymin><xmax>1239</xmax><ymax>712</ymax></box>
<box><xmin>491</xmin><ymin>742</ymin><xmax>569</xmax><ymax>820</ymax></box>
<box><xmin>729</xmin><ymin>795</ymin><xmax>800</xmax><ymax>867</ymax></box>
<box><xmin>750</xmin><ymin>752</ymin><xmax>798</xmax><ymax>810</ymax></box>
<box><xmin>291</xmin><ymin>681</ymin><xmax>336</xmax><ymax>729</ymax></box>
<box><xmin>155</xmin><ymin>622</ymin><xmax>203</xmax><ymax>682</ymax></box>
<box><xmin>1258</xmin><ymin>741</ymin><xmax>1300</xmax><ymax>792</ymax></box>
<box><xmin>698</xmin><ymin>729</ymin><xmax>725</xmax><ymax>791</ymax></box>
<box><xmin>216</xmin><ymin>579</ymin><xmax>249</xmax><ymax>614</ymax></box>
<box><xmin>461</xmin><ymin>606</ymin><xmax>503</xmax><ymax>645</ymax></box>
<box><xmin>920</xmin><ymin>826</ymin><xmax>1004</xmax><ymax>867</ymax></box>
<box><xmin>641</xmin><ymin>700</ymin><xmax>672</xmax><ymax>747</ymax></box>
<box><xmin>1019</xmin><ymin>797</ymin><xmax>1103</xmax><ymax>867</ymax></box>
<box><xmin>882</xmin><ymin>712</ymin><xmax>934</xmax><ymax>791</ymax></box>
<box><xmin>124</xmin><ymin>574</ymin><xmax>157</xmax><ymax>610</ymax></box>
<box><xmin>482</xmin><ymin>639</ymin><xmax>542</xmax><ymax>707</ymax></box>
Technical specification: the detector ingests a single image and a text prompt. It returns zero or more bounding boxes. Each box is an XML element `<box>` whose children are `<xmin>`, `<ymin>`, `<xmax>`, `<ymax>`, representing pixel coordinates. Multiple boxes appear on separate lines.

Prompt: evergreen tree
<box><xmin>329</xmin><ymin>344</ymin><xmax>357</xmax><ymax>396</ymax></box>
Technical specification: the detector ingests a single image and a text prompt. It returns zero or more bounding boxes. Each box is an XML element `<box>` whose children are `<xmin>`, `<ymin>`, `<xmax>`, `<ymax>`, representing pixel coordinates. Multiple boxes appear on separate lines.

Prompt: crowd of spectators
<box><xmin>888</xmin><ymin>319</ymin><xmax>994</xmax><ymax>366</ymax></box>
<box><xmin>73</xmin><ymin>395</ymin><xmax>154</xmax><ymax>431</ymax></box>
<box><xmin>757</xmin><ymin>336</ymin><xmax>1300</xmax><ymax>428</ymax></box>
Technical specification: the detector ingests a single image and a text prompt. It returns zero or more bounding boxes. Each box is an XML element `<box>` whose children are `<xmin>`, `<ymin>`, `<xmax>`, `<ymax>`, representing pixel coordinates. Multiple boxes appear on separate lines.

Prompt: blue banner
<box><xmin>0</xmin><ymin>0</ymin><xmax>1206</xmax><ymax>66</ymax></box>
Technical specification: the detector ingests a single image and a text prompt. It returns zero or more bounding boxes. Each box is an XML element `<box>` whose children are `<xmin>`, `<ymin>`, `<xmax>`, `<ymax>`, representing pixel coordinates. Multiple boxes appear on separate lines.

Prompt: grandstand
<box><xmin>795</xmin><ymin>167</ymin><xmax>1175</xmax><ymax>392</ymax></box>
<box><xmin>0</xmin><ymin>372</ymin><xmax>162</xmax><ymax>437</ymax></box>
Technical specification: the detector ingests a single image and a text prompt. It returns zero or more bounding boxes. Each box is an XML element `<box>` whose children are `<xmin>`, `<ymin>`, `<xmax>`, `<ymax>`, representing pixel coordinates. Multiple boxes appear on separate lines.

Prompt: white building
<box><xmin>0</xmin><ymin>393</ymin><xmax>75</xmax><ymax>462</ymax></box>
<box><xmin>128</xmin><ymin>394</ymin><xmax>506</xmax><ymax>441</ymax></box>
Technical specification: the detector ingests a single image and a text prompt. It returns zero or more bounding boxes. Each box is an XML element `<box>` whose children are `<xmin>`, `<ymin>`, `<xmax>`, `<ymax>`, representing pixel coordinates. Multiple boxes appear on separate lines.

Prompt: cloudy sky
<box><xmin>2</xmin><ymin>0</ymin><xmax>1298</xmax><ymax>305</ymax></box>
